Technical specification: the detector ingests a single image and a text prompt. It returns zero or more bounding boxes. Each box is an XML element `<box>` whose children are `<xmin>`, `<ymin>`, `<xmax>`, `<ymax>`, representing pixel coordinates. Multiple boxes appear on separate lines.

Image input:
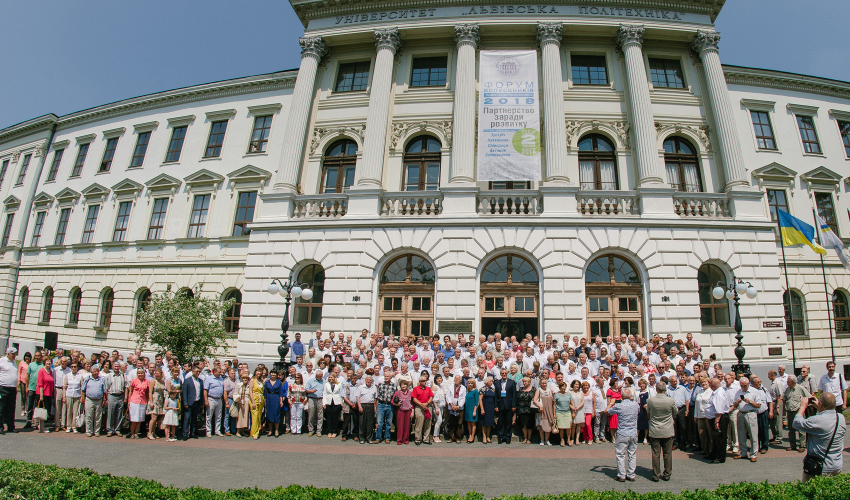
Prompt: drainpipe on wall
<box><xmin>2</xmin><ymin>123</ymin><xmax>57</xmax><ymax>352</ymax></box>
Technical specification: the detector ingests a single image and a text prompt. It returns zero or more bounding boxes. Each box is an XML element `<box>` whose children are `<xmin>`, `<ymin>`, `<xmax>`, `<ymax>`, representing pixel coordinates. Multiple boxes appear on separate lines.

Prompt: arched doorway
<box><xmin>480</xmin><ymin>254</ymin><xmax>539</xmax><ymax>339</ymax></box>
<box><xmin>378</xmin><ymin>254</ymin><xmax>435</xmax><ymax>338</ymax></box>
<box><xmin>585</xmin><ymin>254</ymin><xmax>642</xmax><ymax>341</ymax></box>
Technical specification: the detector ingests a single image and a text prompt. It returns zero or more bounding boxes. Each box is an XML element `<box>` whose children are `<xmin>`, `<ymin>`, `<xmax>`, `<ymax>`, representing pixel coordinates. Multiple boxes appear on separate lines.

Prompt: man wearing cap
<box><xmin>0</xmin><ymin>347</ymin><xmax>19</xmax><ymax>433</ymax></box>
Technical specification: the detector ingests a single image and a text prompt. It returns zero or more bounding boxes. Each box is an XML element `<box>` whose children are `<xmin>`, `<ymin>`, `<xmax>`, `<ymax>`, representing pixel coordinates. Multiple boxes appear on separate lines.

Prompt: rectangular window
<box><xmin>489</xmin><ymin>181</ymin><xmax>531</xmax><ymax>190</ymax></box>
<box><xmin>31</xmin><ymin>211</ymin><xmax>46</xmax><ymax>247</ymax></box>
<box><xmin>335</xmin><ymin>61</ymin><xmax>370</xmax><ymax>92</ymax></box>
<box><xmin>248</xmin><ymin>116</ymin><xmax>272</xmax><ymax>154</ymax></box>
<box><xmin>0</xmin><ymin>159</ymin><xmax>8</xmax><ymax>188</ymax></box>
<box><xmin>797</xmin><ymin>116</ymin><xmax>822</xmax><ymax>154</ymax></box>
<box><xmin>484</xmin><ymin>297</ymin><xmax>505</xmax><ymax>312</ymax></box>
<box><xmin>54</xmin><ymin>208</ymin><xmax>70</xmax><ymax>245</ymax></box>
<box><xmin>112</xmin><ymin>201</ymin><xmax>132</xmax><ymax>242</ymax></box>
<box><xmin>99</xmin><ymin>137</ymin><xmax>119</xmax><ymax>172</ymax></box>
<box><xmin>411</xmin><ymin>297</ymin><xmax>432</xmax><ymax>311</ymax></box>
<box><xmin>750</xmin><ymin>111</ymin><xmax>777</xmax><ymax>150</ymax></box>
<box><xmin>649</xmin><ymin>58</ymin><xmax>685</xmax><ymax>89</ymax></box>
<box><xmin>1</xmin><ymin>214</ymin><xmax>14</xmax><ymax>247</ymax></box>
<box><xmin>766</xmin><ymin>189</ymin><xmax>789</xmax><ymax>222</ymax></box>
<box><xmin>204</xmin><ymin>120</ymin><xmax>228</xmax><ymax>157</ymax></box>
<box><xmin>187</xmin><ymin>194</ymin><xmax>211</xmax><ymax>238</ymax></box>
<box><xmin>81</xmin><ymin>205</ymin><xmax>100</xmax><ymax>244</ymax></box>
<box><xmin>838</xmin><ymin>120</ymin><xmax>850</xmax><ymax>158</ymax></box>
<box><xmin>411</xmin><ymin>56</ymin><xmax>448</xmax><ymax>87</ymax></box>
<box><xmin>15</xmin><ymin>154</ymin><xmax>31</xmax><ymax>186</ymax></box>
<box><xmin>571</xmin><ymin>55</ymin><xmax>608</xmax><ymax>85</ymax></box>
<box><xmin>165</xmin><ymin>126</ymin><xmax>187</xmax><ymax>162</ymax></box>
<box><xmin>383</xmin><ymin>297</ymin><xmax>402</xmax><ymax>311</ymax></box>
<box><xmin>232</xmin><ymin>191</ymin><xmax>257</xmax><ymax>236</ymax></box>
<box><xmin>130</xmin><ymin>132</ymin><xmax>150</xmax><ymax>167</ymax></box>
<box><xmin>71</xmin><ymin>144</ymin><xmax>89</xmax><ymax>177</ymax></box>
<box><xmin>147</xmin><ymin>198</ymin><xmax>168</xmax><ymax>240</ymax></box>
<box><xmin>815</xmin><ymin>192</ymin><xmax>839</xmax><ymax>236</ymax></box>
<box><xmin>46</xmin><ymin>149</ymin><xmax>64</xmax><ymax>181</ymax></box>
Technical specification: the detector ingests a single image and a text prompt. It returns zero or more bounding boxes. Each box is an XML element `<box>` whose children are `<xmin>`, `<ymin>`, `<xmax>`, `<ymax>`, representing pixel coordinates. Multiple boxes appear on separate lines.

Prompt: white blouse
<box><xmin>695</xmin><ymin>388</ymin><xmax>713</xmax><ymax>419</ymax></box>
<box><xmin>65</xmin><ymin>372</ymin><xmax>83</xmax><ymax>398</ymax></box>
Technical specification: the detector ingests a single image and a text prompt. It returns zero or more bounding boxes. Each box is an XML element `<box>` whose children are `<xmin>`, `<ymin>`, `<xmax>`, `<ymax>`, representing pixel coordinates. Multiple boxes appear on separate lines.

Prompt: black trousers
<box><xmin>359</xmin><ymin>405</ymin><xmax>375</xmax><ymax>442</ymax></box>
<box><xmin>446</xmin><ymin>411</ymin><xmax>464</xmax><ymax>440</ymax></box>
<box><xmin>686</xmin><ymin>405</ymin><xmax>698</xmax><ymax>447</ymax></box>
<box><xmin>342</xmin><ymin>408</ymin><xmax>359</xmax><ymax>438</ymax></box>
<box><xmin>25</xmin><ymin>390</ymin><xmax>38</xmax><ymax>424</ymax></box>
<box><xmin>497</xmin><ymin>407</ymin><xmax>513</xmax><ymax>441</ymax></box>
<box><xmin>325</xmin><ymin>403</ymin><xmax>341</xmax><ymax>435</ymax></box>
<box><xmin>182</xmin><ymin>401</ymin><xmax>201</xmax><ymax>438</ymax></box>
<box><xmin>674</xmin><ymin>407</ymin><xmax>687</xmax><ymax>448</ymax></box>
<box><xmin>756</xmin><ymin>411</ymin><xmax>770</xmax><ymax>451</ymax></box>
<box><xmin>0</xmin><ymin>386</ymin><xmax>17</xmax><ymax>430</ymax></box>
<box><xmin>707</xmin><ymin>413</ymin><xmax>730</xmax><ymax>462</ymax></box>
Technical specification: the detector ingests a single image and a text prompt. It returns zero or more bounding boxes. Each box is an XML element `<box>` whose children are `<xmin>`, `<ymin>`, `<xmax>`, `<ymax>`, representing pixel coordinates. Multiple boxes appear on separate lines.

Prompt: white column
<box><xmin>274</xmin><ymin>36</ymin><xmax>327</xmax><ymax>191</ymax></box>
<box><xmin>616</xmin><ymin>25</ymin><xmax>664</xmax><ymax>187</ymax></box>
<box><xmin>537</xmin><ymin>22</ymin><xmax>569</xmax><ymax>183</ymax></box>
<box><xmin>692</xmin><ymin>31</ymin><xmax>747</xmax><ymax>191</ymax></box>
<box><xmin>357</xmin><ymin>28</ymin><xmax>402</xmax><ymax>188</ymax></box>
<box><xmin>449</xmin><ymin>24</ymin><xmax>479</xmax><ymax>184</ymax></box>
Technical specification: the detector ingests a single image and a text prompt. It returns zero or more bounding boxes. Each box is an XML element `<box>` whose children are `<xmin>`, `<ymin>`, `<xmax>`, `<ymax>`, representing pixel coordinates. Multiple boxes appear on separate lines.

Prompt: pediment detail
<box><xmin>751</xmin><ymin>162</ymin><xmax>796</xmax><ymax>182</ymax></box>
<box><xmin>227</xmin><ymin>165</ymin><xmax>272</xmax><ymax>183</ymax></box>
<box><xmin>801</xmin><ymin>166</ymin><xmax>842</xmax><ymax>186</ymax></box>
<box><xmin>81</xmin><ymin>183</ymin><xmax>110</xmax><ymax>201</ymax></box>
<box><xmin>32</xmin><ymin>192</ymin><xmax>54</xmax><ymax>208</ymax></box>
<box><xmin>184</xmin><ymin>168</ymin><xmax>225</xmax><ymax>187</ymax></box>
<box><xmin>55</xmin><ymin>188</ymin><xmax>81</xmax><ymax>204</ymax></box>
<box><xmin>145</xmin><ymin>173</ymin><xmax>182</xmax><ymax>191</ymax></box>
<box><xmin>111</xmin><ymin>178</ymin><xmax>144</xmax><ymax>196</ymax></box>
<box><xmin>4</xmin><ymin>195</ymin><xmax>20</xmax><ymax>209</ymax></box>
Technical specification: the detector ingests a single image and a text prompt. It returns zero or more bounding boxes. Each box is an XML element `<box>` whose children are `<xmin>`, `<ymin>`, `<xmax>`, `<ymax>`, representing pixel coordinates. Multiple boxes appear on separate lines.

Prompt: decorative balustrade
<box><xmin>477</xmin><ymin>191</ymin><xmax>543</xmax><ymax>215</ymax></box>
<box><xmin>577</xmin><ymin>190</ymin><xmax>639</xmax><ymax>216</ymax></box>
<box><xmin>673</xmin><ymin>193</ymin><xmax>731</xmax><ymax>218</ymax></box>
<box><xmin>292</xmin><ymin>194</ymin><xmax>348</xmax><ymax>219</ymax></box>
<box><xmin>381</xmin><ymin>192</ymin><xmax>443</xmax><ymax>216</ymax></box>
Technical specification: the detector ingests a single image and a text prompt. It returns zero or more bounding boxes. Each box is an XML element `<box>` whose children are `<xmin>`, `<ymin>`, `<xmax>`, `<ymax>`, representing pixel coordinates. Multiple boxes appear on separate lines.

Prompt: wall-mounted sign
<box><xmin>763</xmin><ymin>321</ymin><xmax>784</xmax><ymax>328</ymax></box>
<box><xmin>768</xmin><ymin>347</ymin><xmax>783</xmax><ymax>356</ymax></box>
<box><xmin>438</xmin><ymin>321</ymin><xmax>474</xmax><ymax>333</ymax></box>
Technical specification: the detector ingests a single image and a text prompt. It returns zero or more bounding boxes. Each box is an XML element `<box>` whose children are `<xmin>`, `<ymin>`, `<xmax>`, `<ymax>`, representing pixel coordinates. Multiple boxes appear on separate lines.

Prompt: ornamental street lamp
<box><xmin>267</xmin><ymin>278</ymin><xmax>313</xmax><ymax>374</ymax></box>
<box><xmin>712</xmin><ymin>278</ymin><xmax>757</xmax><ymax>377</ymax></box>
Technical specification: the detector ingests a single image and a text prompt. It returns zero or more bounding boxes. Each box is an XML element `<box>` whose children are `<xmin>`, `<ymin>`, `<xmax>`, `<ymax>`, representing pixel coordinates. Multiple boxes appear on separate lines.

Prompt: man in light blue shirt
<box><xmin>607</xmin><ymin>387</ymin><xmax>640</xmax><ymax>482</ymax></box>
<box><xmin>203</xmin><ymin>366</ymin><xmax>226</xmax><ymax>437</ymax></box>
<box><xmin>665</xmin><ymin>375</ymin><xmax>689</xmax><ymax>449</ymax></box>
<box><xmin>81</xmin><ymin>366</ymin><xmax>107</xmax><ymax>437</ymax></box>
<box><xmin>305</xmin><ymin>371</ymin><xmax>325</xmax><ymax>436</ymax></box>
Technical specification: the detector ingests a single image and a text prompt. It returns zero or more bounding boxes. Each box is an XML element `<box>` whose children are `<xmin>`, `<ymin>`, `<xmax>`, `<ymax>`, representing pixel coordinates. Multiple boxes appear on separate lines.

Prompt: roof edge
<box><xmin>723</xmin><ymin>64</ymin><xmax>850</xmax><ymax>101</ymax></box>
<box><xmin>0</xmin><ymin>114</ymin><xmax>58</xmax><ymax>144</ymax></box>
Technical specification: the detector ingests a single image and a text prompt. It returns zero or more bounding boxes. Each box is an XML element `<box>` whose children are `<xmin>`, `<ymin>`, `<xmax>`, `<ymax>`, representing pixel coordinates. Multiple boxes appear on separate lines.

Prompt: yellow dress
<box><xmin>249</xmin><ymin>378</ymin><xmax>265</xmax><ymax>438</ymax></box>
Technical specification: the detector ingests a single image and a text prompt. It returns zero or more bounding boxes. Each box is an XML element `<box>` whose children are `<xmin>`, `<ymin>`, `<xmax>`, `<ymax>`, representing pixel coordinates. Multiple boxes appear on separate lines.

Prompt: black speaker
<box><xmin>44</xmin><ymin>331</ymin><xmax>58</xmax><ymax>352</ymax></box>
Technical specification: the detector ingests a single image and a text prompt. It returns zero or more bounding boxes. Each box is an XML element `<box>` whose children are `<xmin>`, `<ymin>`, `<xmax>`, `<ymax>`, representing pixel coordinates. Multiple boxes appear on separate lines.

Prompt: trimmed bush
<box><xmin>0</xmin><ymin>459</ymin><xmax>848</xmax><ymax>499</ymax></box>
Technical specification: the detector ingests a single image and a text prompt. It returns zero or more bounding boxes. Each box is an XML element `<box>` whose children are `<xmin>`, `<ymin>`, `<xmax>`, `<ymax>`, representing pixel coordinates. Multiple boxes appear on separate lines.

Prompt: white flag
<box><xmin>815</xmin><ymin>213</ymin><xmax>850</xmax><ymax>271</ymax></box>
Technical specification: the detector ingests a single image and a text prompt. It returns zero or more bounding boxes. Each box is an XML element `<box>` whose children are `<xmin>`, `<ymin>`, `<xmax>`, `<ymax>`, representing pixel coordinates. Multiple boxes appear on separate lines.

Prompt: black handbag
<box><xmin>802</xmin><ymin>413</ymin><xmax>840</xmax><ymax>476</ymax></box>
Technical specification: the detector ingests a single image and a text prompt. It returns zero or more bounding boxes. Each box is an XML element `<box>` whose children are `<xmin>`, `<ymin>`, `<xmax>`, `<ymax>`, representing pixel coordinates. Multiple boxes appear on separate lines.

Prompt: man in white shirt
<box><xmin>731</xmin><ymin>377</ymin><xmax>761</xmax><ymax>461</ymax></box>
<box><xmin>52</xmin><ymin>357</ymin><xmax>71</xmax><ymax>431</ymax></box>
<box><xmin>818</xmin><ymin>361</ymin><xmax>849</xmax><ymax>411</ymax></box>
<box><xmin>0</xmin><ymin>347</ymin><xmax>20</xmax><ymax>433</ymax></box>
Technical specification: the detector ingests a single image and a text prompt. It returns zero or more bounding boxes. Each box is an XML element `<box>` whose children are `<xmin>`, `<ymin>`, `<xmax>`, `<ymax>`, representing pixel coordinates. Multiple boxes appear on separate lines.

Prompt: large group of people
<box><xmin>0</xmin><ymin>330</ymin><xmax>845</xmax><ymax>482</ymax></box>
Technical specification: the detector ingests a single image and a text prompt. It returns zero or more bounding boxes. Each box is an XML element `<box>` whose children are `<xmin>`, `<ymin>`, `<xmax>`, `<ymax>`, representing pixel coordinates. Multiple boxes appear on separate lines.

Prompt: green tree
<box><xmin>132</xmin><ymin>284</ymin><xmax>234</xmax><ymax>363</ymax></box>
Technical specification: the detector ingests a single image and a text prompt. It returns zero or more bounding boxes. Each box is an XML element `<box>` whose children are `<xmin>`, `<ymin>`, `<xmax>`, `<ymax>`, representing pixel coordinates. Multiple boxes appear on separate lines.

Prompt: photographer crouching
<box><xmin>792</xmin><ymin>392</ymin><xmax>846</xmax><ymax>482</ymax></box>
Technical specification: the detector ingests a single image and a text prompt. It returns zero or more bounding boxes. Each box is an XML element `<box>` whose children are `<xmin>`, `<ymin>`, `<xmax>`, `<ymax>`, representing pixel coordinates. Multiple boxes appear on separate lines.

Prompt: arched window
<box><xmin>481</xmin><ymin>254</ymin><xmax>538</xmax><ymax>284</ymax></box>
<box><xmin>137</xmin><ymin>288</ymin><xmax>151</xmax><ymax>314</ymax></box>
<box><xmin>578</xmin><ymin>134</ymin><xmax>618</xmax><ymax>190</ymax></box>
<box><xmin>294</xmin><ymin>264</ymin><xmax>325</xmax><ymax>326</ymax></box>
<box><xmin>18</xmin><ymin>287</ymin><xmax>29</xmax><ymax>322</ymax></box>
<box><xmin>322</xmin><ymin>139</ymin><xmax>357</xmax><ymax>193</ymax></box>
<box><xmin>100</xmin><ymin>288</ymin><xmax>114</xmax><ymax>327</ymax></box>
<box><xmin>178</xmin><ymin>287</ymin><xmax>194</xmax><ymax>299</ymax></box>
<box><xmin>403</xmin><ymin>136</ymin><xmax>441</xmax><ymax>191</ymax></box>
<box><xmin>585</xmin><ymin>255</ymin><xmax>642</xmax><ymax>340</ymax></box>
<box><xmin>783</xmin><ymin>290</ymin><xmax>806</xmax><ymax>337</ymax></box>
<box><xmin>480</xmin><ymin>254</ymin><xmax>538</xmax><ymax>338</ymax></box>
<box><xmin>41</xmin><ymin>287</ymin><xmax>54</xmax><ymax>324</ymax></box>
<box><xmin>379</xmin><ymin>254</ymin><xmax>435</xmax><ymax>337</ymax></box>
<box><xmin>833</xmin><ymin>290</ymin><xmax>850</xmax><ymax>334</ymax></box>
<box><xmin>697</xmin><ymin>264</ymin><xmax>729</xmax><ymax>327</ymax></box>
<box><xmin>664</xmin><ymin>136</ymin><xmax>702</xmax><ymax>192</ymax></box>
<box><xmin>68</xmin><ymin>288</ymin><xmax>82</xmax><ymax>325</ymax></box>
<box><xmin>223</xmin><ymin>289</ymin><xmax>242</xmax><ymax>334</ymax></box>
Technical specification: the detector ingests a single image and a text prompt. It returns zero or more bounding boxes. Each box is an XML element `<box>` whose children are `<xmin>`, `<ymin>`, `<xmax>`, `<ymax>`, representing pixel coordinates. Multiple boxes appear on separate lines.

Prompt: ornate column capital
<box><xmin>454</xmin><ymin>23</ymin><xmax>480</xmax><ymax>47</ymax></box>
<box><xmin>536</xmin><ymin>22</ymin><xmax>562</xmax><ymax>47</ymax></box>
<box><xmin>299</xmin><ymin>36</ymin><xmax>327</xmax><ymax>59</ymax></box>
<box><xmin>616</xmin><ymin>24</ymin><xmax>644</xmax><ymax>49</ymax></box>
<box><xmin>692</xmin><ymin>30</ymin><xmax>721</xmax><ymax>55</ymax></box>
<box><xmin>374</xmin><ymin>28</ymin><xmax>402</xmax><ymax>54</ymax></box>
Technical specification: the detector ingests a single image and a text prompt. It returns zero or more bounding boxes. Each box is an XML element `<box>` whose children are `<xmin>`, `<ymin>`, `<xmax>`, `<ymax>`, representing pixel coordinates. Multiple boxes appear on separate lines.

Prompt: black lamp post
<box><xmin>712</xmin><ymin>277</ymin><xmax>757</xmax><ymax>377</ymax></box>
<box><xmin>267</xmin><ymin>277</ymin><xmax>312</xmax><ymax>374</ymax></box>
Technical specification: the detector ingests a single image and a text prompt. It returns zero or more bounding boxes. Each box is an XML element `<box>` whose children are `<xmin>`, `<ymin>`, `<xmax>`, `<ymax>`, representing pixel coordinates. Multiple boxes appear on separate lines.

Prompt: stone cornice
<box><xmin>0</xmin><ymin>114</ymin><xmax>58</xmax><ymax>144</ymax></box>
<box><xmin>53</xmin><ymin>71</ymin><xmax>297</xmax><ymax>131</ymax></box>
<box><xmin>289</xmin><ymin>0</ymin><xmax>725</xmax><ymax>28</ymax></box>
<box><xmin>723</xmin><ymin>65</ymin><xmax>850</xmax><ymax>101</ymax></box>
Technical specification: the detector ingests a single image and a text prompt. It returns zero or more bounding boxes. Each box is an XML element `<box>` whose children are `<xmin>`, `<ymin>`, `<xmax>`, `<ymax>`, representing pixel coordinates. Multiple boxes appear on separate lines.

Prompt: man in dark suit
<box><xmin>182</xmin><ymin>366</ymin><xmax>203</xmax><ymax>440</ymax></box>
<box><xmin>495</xmin><ymin>368</ymin><xmax>517</xmax><ymax>444</ymax></box>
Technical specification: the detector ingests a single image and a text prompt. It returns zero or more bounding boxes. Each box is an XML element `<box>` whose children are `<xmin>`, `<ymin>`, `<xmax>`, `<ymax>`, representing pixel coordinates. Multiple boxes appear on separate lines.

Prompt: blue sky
<box><xmin>1</xmin><ymin>0</ymin><xmax>847</xmax><ymax>129</ymax></box>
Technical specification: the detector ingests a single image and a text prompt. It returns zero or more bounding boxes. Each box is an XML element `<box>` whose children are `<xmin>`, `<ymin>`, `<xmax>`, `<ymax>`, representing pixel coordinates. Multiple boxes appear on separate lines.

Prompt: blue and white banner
<box><xmin>477</xmin><ymin>50</ymin><xmax>541</xmax><ymax>182</ymax></box>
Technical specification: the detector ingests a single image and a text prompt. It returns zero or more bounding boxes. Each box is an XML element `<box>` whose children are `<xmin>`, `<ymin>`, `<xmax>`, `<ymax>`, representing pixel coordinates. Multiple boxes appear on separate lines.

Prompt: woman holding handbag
<box><xmin>234</xmin><ymin>373</ymin><xmax>251</xmax><ymax>437</ymax></box>
<box><xmin>63</xmin><ymin>362</ymin><xmax>83</xmax><ymax>433</ymax></box>
<box><xmin>35</xmin><ymin>361</ymin><xmax>55</xmax><ymax>433</ymax></box>
<box><xmin>288</xmin><ymin>373</ymin><xmax>306</xmax><ymax>435</ymax></box>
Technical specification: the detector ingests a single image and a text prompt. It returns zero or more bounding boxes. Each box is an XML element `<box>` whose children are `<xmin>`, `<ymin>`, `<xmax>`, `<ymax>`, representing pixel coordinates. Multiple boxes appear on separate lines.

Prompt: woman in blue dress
<box><xmin>479</xmin><ymin>377</ymin><xmax>497</xmax><ymax>444</ymax></box>
<box><xmin>637</xmin><ymin>378</ymin><xmax>650</xmax><ymax>444</ymax></box>
<box><xmin>464</xmin><ymin>379</ymin><xmax>479</xmax><ymax>443</ymax></box>
<box><xmin>263</xmin><ymin>370</ymin><xmax>285</xmax><ymax>437</ymax></box>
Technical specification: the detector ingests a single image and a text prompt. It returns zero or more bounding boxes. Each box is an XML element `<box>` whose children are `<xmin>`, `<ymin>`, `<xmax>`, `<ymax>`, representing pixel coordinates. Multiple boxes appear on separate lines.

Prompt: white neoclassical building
<box><xmin>1</xmin><ymin>0</ymin><xmax>850</xmax><ymax>378</ymax></box>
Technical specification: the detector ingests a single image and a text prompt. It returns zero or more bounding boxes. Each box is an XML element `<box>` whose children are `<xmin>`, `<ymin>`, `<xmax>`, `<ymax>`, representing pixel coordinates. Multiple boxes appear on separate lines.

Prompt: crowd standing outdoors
<box><xmin>0</xmin><ymin>330</ymin><xmax>845</xmax><ymax>482</ymax></box>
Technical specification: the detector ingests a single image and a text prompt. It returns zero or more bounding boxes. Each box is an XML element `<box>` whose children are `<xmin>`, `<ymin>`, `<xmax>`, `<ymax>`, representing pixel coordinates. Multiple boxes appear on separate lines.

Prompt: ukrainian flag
<box><xmin>778</xmin><ymin>209</ymin><xmax>827</xmax><ymax>255</ymax></box>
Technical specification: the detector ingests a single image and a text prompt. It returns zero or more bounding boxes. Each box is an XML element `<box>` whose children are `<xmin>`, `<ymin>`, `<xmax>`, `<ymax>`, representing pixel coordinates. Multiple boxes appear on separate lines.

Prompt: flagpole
<box><xmin>812</xmin><ymin>208</ymin><xmax>837</xmax><ymax>363</ymax></box>
<box><xmin>777</xmin><ymin>213</ymin><xmax>797</xmax><ymax>372</ymax></box>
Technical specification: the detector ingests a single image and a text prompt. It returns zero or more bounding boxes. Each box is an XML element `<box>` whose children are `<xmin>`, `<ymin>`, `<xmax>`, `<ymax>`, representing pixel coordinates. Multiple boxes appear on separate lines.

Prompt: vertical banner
<box><xmin>477</xmin><ymin>50</ymin><xmax>541</xmax><ymax>181</ymax></box>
